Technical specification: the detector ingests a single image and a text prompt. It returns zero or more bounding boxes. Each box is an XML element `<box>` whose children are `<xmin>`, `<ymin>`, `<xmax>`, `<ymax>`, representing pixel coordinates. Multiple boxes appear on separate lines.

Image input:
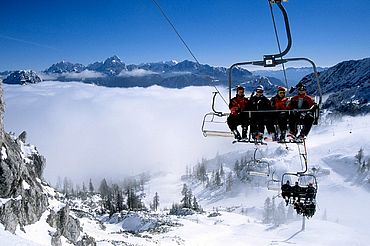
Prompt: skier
<box><xmin>292</xmin><ymin>181</ymin><xmax>301</xmax><ymax>202</ymax></box>
<box><xmin>248</xmin><ymin>85</ymin><xmax>276</xmax><ymax>140</ymax></box>
<box><xmin>288</xmin><ymin>83</ymin><xmax>316</xmax><ymax>140</ymax></box>
<box><xmin>271</xmin><ymin>86</ymin><xmax>289</xmax><ymax>141</ymax></box>
<box><xmin>227</xmin><ymin>85</ymin><xmax>249</xmax><ymax>140</ymax></box>
<box><xmin>281</xmin><ymin>180</ymin><xmax>292</xmax><ymax>205</ymax></box>
<box><xmin>305</xmin><ymin>183</ymin><xmax>316</xmax><ymax>202</ymax></box>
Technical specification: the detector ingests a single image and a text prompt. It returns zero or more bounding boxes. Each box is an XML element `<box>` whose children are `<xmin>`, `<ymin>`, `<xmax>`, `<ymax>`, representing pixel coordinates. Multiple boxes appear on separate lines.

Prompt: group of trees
<box><xmin>355</xmin><ymin>148</ymin><xmax>370</xmax><ymax>175</ymax></box>
<box><xmin>185</xmin><ymin>152</ymin><xmax>267</xmax><ymax>195</ymax></box>
<box><xmin>55</xmin><ymin>177</ymin><xmax>95</xmax><ymax>199</ymax></box>
<box><xmin>170</xmin><ymin>184</ymin><xmax>202</xmax><ymax>214</ymax></box>
<box><xmin>54</xmin><ymin>173</ymin><xmax>161</xmax><ymax>215</ymax></box>
<box><xmin>262</xmin><ymin>197</ymin><xmax>296</xmax><ymax>225</ymax></box>
<box><xmin>185</xmin><ymin>160</ymin><xmax>235</xmax><ymax>192</ymax></box>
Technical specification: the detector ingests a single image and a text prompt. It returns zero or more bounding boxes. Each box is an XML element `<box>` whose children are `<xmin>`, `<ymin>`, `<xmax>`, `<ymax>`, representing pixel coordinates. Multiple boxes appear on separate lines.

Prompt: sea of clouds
<box><xmin>3</xmin><ymin>81</ymin><xmax>241</xmax><ymax>184</ymax></box>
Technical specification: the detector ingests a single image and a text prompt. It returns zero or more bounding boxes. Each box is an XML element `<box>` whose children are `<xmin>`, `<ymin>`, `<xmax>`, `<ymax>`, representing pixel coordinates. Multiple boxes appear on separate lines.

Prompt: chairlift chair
<box><xmin>281</xmin><ymin>172</ymin><xmax>318</xmax><ymax>203</ymax></box>
<box><xmin>267</xmin><ymin>170</ymin><xmax>281</xmax><ymax>191</ymax></box>
<box><xmin>245</xmin><ymin>159</ymin><xmax>270</xmax><ymax>177</ymax></box>
<box><xmin>201</xmin><ymin>0</ymin><xmax>322</xmax><ymax>143</ymax></box>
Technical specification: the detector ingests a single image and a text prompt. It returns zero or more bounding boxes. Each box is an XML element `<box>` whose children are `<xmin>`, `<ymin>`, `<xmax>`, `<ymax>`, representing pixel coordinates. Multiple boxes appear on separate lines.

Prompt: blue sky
<box><xmin>0</xmin><ymin>0</ymin><xmax>369</xmax><ymax>71</ymax></box>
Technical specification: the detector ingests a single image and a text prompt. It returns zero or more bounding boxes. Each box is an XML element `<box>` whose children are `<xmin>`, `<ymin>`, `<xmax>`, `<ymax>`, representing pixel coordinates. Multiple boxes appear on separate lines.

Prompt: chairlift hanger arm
<box><xmin>267</xmin><ymin>0</ymin><xmax>292</xmax><ymax>59</ymax></box>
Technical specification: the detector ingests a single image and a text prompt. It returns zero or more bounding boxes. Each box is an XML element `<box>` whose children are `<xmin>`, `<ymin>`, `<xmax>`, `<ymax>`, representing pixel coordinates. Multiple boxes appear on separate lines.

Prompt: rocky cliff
<box><xmin>0</xmin><ymin>82</ymin><xmax>95</xmax><ymax>245</ymax></box>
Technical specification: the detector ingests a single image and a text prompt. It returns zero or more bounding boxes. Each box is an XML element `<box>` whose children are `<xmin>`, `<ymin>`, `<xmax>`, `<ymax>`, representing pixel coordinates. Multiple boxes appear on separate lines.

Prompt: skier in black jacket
<box><xmin>248</xmin><ymin>85</ymin><xmax>276</xmax><ymax>140</ymax></box>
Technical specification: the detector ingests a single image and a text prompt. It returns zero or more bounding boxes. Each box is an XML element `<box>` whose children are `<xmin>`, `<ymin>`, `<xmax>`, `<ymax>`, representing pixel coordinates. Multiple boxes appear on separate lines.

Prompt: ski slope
<box><xmin>2</xmin><ymin>82</ymin><xmax>370</xmax><ymax>245</ymax></box>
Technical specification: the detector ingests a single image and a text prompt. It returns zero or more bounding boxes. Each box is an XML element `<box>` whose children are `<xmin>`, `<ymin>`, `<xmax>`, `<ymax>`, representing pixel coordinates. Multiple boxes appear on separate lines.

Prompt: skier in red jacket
<box><xmin>288</xmin><ymin>83</ymin><xmax>315</xmax><ymax>139</ymax></box>
<box><xmin>227</xmin><ymin>85</ymin><xmax>249</xmax><ymax>140</ymax></box>
<box><xmin>270</xmin><ymin>86</ymin><xmax>289</xmax><ymax>141</ymax></box>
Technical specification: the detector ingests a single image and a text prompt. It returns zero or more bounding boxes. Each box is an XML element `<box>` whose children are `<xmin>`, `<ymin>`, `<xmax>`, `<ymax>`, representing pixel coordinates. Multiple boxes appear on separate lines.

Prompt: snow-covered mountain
<box><xmin>86</xmin><ymin>55</ymin><xmax>126</xmax><ymax>76</ymax></box>
<box><xmin>45</xmin><ymin>61</ymin><xmax>86</xmax><ymax>74</ymax></box>
<box><xmin>301</xmin><ymin>58</ymin><xmax>370</xmax><ymax>115</ymax></box>
<box><xmin>253</xmin><ymin>67</ymin><xmax>327</xmax><ymax>87</ymax></box>
<box><xmin>2</xmin><ymin>70</ymin><xmax>42</xmax><ymax>85</ymax></box>
<box><xmin>0</xmin><ymin>56</ymin><xmax>282</xmax><ymax>92</ymax></box>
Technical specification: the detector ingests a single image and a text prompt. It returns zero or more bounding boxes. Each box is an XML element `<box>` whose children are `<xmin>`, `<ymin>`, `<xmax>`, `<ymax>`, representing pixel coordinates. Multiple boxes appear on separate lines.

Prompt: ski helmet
<box><xmin>277</xmin><ymin>86</ymin><xmax>286</xmax><ymax>92</ymax></box>
<box><xmin>256</xmin><ymin>85</ymin><xmax>264</xmax><ymax>92</ymax></box>
<box><xmin>236</xmin><ymin>85</ymin><xmax>245</xmax><ymax>91</ymax></box>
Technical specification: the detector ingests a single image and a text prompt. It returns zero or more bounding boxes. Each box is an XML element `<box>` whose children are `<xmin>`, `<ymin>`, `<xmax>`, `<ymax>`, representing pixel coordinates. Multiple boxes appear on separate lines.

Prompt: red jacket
<box><xmin>271</xmin><ymin>96</ymin><xmax>289</xmax><ymax>110</ymax></box>
<box><xmin>229</xmin><ymin>96</ymin><xmax>249</xmax><ymax>116</ymax></box>
<box><xmin>289</xmin><ymin>94</ymin><xmax>314</xmax><ymax>109</ymax></box>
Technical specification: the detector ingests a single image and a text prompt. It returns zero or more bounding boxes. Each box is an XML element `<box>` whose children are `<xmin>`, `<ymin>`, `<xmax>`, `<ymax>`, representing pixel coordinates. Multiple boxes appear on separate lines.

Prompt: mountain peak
<box><xmin>104</xmin><ymin>55</ymin><xmax>123</xmax><ymax>65</ymax></box>
<box><xmin>3</xmin><ymin>70</ymin><xmax>42</xmax><ymax>85</ymax></box>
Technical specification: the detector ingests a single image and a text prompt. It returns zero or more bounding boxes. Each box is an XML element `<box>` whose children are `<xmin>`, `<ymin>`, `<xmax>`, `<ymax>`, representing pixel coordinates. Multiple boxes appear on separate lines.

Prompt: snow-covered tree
<box><xmin>275</xmin><ymin>201</ymin><xmax>287</xmax><ymax>225</ymax></box>
<box><xmin>89</xmin><ymin>178</ymin><xmax>94</xmax><ymax>193</ymax></box>
<box><xmin>262</xmin><ymin>197</ymin><xmax>273</xmax><ymax>224</ymax></box>
<box><xmin>234</xmin><ymin>160</ymin><xmax>241</xmax><ymax>178</ymax></box>
<box><xmin>192</xmin><ymin>196</ymin><xmax>201</xmax><ymax>212</ymax></box>
<box><xmin>99</xmin><ymin>178</ymin><xmax>110</xmax><ymax>198</ymax></box>
<box><xmin>82</xmin><ymin>182</ymin><xmax>87</xmax><ymax>193</ymax></box>
<box><xmin>126</xmin><ymin>186</ymin><xmax>143</xmax><ymax>210</ymax></box>
<box><xmin>152</xmin><ymin>192</ymin><xmax>159</xmax><ymax>211</ymax></box>
<box><xmin>226</xmin><ymin>172</ymin><xmax>233</xmax><ymax>192</ymax></box>
<box><xmin>220</xmin><ymin>163</ymin><xmax>225</xmax><ymax>178</ymax></box>
<box><xmin>214</xmin><ymin>170</ymin><xmax>222</xmax><ymax>187</ymax></box>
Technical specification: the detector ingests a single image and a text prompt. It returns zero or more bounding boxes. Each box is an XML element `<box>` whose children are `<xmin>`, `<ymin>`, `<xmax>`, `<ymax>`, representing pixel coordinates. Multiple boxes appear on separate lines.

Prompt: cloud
<box><xmin>39</xmin><ymin>73</ymin><xmax>58</xmax><ymax>81</ymax></box>
<box><xmin>39</xmin><ymin>70</ymin><xmax>106</xmax><ymax>81</ymax></box>
<box><xmin>63</xmin><ymin>70</ymin><xmax>106</xmax><ymax>79</ymax></box>
<box><xmin>118</xmin><ymin>69</ymin><xmax>158</xmax><ymax>77</ymax></box>
<box><xmin>3</xmin><ymin>82</ymin><xmax>239</xmax><ymax>185</ymax></box>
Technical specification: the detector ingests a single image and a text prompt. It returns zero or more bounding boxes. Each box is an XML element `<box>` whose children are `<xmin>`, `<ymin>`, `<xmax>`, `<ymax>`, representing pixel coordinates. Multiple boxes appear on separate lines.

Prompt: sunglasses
<box><xmin>298</xmin><ymin>89</ymin><xmax>306</xmax><ymax>92</ymax></box>
<box><xmin>278</xmin><ymin>91</ymin><xmax>285</xmax><ymax>94</ymax></box>
<box><xmin>256</xmin><ymin>90</ymin><xmax>263</xmax><ymax>93</ymax></box>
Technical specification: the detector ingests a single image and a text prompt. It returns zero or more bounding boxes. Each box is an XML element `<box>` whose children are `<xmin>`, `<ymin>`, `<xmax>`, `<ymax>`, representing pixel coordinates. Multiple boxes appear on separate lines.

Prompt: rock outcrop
<box><xmin>0</xmin><ymin>82</ymin><xmax>95</xmax><ymax>245</ymax></box>
<box><xmin>0</xmin><ymin>132</ymin><xmax>48</xmax><ymax>232</ymax></box>
<box><xmin>3</xmin><ymin>70</ymin><xmax>42</xmax><ymax>85</ymax></box>
<box><xmin>47</xmin><ymin>206</ymin><xmax>95</xmax><ymax>246</ymax></box>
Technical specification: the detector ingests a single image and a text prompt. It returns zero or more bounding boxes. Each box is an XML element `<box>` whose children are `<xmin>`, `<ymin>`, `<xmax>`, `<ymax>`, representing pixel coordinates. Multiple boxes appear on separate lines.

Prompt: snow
<box><xmin>1</xmin><ymin>146</ymin><xmax>7</xmax><ymax>160</ymax></box>
<box><xmin>0</xmin><ymin>195</ymin><xmax>22</xmax><ymax>205</ymax></box>
<box><xmin>19</xmin><ymin>141</ymin><xmax>37</xmax><ymax>164</ymax></box>
<box><xmin>22</xmin><ymin>180</ymin><xmax>31</xmax><ymax>190</ymax></box>
<box><xmin>0</xmin><ymin>224</ymin><xmax>42</xmax><ymax>246</ymax></box>
<box><xmin>2</xmin><ymin>83</ymin><xmax>370</xmax><ymax>245</ymax></box>
<box><xmin>16</xmin><ymin>211</ymin><xmax>56</xmax><ymax>246</ymax></box>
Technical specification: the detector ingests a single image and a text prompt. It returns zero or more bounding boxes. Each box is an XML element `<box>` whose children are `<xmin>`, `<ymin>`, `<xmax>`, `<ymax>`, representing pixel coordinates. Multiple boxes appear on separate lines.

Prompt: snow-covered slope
<box><xmin>2</xmin><ymin>82</ymin><xmax>370</xmax><ymax>245</ymax></box>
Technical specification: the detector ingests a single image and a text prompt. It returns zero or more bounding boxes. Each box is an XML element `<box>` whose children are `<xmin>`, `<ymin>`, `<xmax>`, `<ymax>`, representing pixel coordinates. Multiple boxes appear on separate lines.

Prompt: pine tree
<box><xmin>192</xmin><ymin>196</ymin><xmax>201</xmax><ymax>212</ymax></box>
<box><xmin>153</xmin><ymin>192</ymin><xmax>159</xmax><ymax>211</ymax></box>
<box><xmin>126</xmin><ymin>186</ymin><xmax>142</xmax><ymax>210</ymax></box>
<box><xmin>55</xmin><ymin>176</ymin><xmax>62</xmax><ymax>192</ymax></box>
<box><xmin>271</xmin><ymin>198</ymin><xmax>277</xmax><ymax>224</ymax></box>
<box><xmin>194</xmin><ymin>159</ymin><xmax>207</xmax><ymax>183</ymax></box>
<box><xmin>215</xmin><ymin>170</ymin><xmax>222</xmax><ymax>186</ymax></box>
<box><xmin>181</xmin><ymin>184</ymin><xmax>192</xmax><ymax>208</ymax></box>
<box><xmin>82</xmin><ymin>182</ymin><xmax>87</xmax><ymax>193</ymax></box>
<box><xmin>116</xmin><ymin>188</ymin><xmax>124</xmax><ymax>212</ymax></box>
<box><xmin>234</xmin><ymin>160</ymin><xmax>241</xmax><ymax>178</ymax></box>
<box><xmin>89</xmin><ymin>178</ymin><xmax>94</xmax><ymax>193</ymax></box>
<box><xmin>220</xmin><ymin>163</ymin><xmax>225</xmax><ymax>178</ymax></box>
<box><xmin>262</xmin><ymin>197</ymin><xmax>273</xmax><ymax>224</ymax></box>
<box><xmin>99</xmin><ymin>178</ymin><xmax>110</xmax><ymax>197</ymax></box>
<box><xmin>355</xmin><ymin>148</ymin><xmax>364</xmax><ymax>172</ymax></box>
<box><xmin>226</xmin><ymin>172</ymin><xmax>233</xmax><ymax>192</ymax></box>
<box><xmin>275</xmin><ymin>201</ymin><xmax>287</xmax><ymax>225</ymax></box>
